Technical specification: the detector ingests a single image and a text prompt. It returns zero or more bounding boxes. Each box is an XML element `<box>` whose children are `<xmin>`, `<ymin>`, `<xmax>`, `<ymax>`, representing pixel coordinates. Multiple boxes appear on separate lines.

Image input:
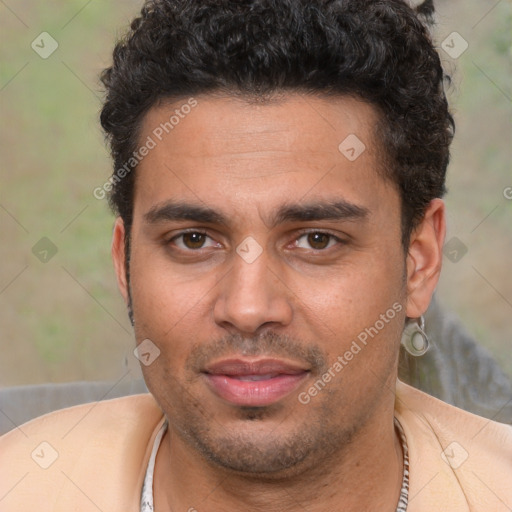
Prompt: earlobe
<box><xmin>111</xmin><ymin>217</ymin><xmax>129</xmax><ymax>304</ymax></box>
<box><xmin>405</xmin><ymin>199</ymin><xmax>446</xmax><ymax>318</ymax></box>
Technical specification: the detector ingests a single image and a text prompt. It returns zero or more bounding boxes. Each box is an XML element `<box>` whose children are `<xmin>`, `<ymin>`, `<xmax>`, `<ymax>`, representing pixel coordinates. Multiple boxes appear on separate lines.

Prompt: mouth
<box><xmin>202</xmin><ymin>358</ymin><xmax>310</xmax><ymax>407</ymax></box>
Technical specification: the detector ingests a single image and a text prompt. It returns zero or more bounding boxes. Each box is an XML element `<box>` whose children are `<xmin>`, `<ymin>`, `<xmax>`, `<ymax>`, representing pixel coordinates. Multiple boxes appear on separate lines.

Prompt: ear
<box><xmin>112</xmin><ymin>217</ymin><xmax>129</xmax><ymax>305</ymax></box>
<box><xmin>405</xmin><ymin>198</ymin><xmax>446</xmax><ymax>318</ymax></box>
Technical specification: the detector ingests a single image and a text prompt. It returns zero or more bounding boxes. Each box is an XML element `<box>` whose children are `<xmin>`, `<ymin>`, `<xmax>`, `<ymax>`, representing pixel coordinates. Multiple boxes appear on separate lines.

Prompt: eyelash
<box><xmin>294</xmin><ymin>229</ymin><xmax>345</xmax><ymax>250</ymax></box>
<box><xmin>166</xmin><ymin>228</ymin><xmax>345</xmax><ymax>252</ymax></box>
<box><xmin>167</xmin><ymin>229</ymin><xmax>217</xmax><ymax>250</ymax></box>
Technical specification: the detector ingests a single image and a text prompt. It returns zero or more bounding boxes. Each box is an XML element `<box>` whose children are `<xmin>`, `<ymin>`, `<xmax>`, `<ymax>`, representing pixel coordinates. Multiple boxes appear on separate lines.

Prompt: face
<box><xmin>112</xmin><ymin>93</ymin><xmax>443</xmax><ymax>476</ymax></box>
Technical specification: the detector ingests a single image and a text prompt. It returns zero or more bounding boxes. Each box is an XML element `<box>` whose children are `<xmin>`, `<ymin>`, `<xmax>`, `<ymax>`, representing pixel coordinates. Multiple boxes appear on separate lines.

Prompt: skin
<box><xmin>111</xmin><ymin>93</ymin><xmax>445</xmax><ymax>511</ymax></box>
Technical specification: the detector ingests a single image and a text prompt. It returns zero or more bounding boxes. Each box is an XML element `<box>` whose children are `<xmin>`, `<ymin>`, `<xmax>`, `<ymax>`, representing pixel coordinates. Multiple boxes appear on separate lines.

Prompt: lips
<box><xmin>203</xmin><ymin>358</ymin><xmax>309</xmax><ymax>407</ymax></box>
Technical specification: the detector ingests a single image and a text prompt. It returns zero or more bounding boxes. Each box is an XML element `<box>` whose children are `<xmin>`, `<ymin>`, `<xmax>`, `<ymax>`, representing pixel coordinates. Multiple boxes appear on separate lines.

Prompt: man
<box><xmin>1</xmin><ymin>0</ymin><xmax>511</xmax><ymax>511</ymax></box>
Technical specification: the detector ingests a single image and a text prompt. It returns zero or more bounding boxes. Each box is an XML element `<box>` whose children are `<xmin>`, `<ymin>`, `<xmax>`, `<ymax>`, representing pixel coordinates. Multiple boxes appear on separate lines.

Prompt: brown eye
<box><xmin>182</xmin><ymin>232</ymin><xmax>207</xmax><ymax>249</ymax></box>
<box><xmin>295</xmin><ymin>232</ymin><xmax>340</xmax><ymax>251</ymax></box>
<box><xmin>307</xmin><ymin>233</ymin><xmax>330</xmax><ymax>249</ymax></box>
<box><xmin>167</xmin><ymin>230</ymin><xmax>219</xmax><ymax>254</ymax></box>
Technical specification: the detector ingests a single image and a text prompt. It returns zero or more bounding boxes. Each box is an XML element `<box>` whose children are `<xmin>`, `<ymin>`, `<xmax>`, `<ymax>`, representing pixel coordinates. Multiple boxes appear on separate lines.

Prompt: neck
<box><xmin>153</xmin><ymin>410</ymin><xmax>404</xmax><ymax>512</ymax></box>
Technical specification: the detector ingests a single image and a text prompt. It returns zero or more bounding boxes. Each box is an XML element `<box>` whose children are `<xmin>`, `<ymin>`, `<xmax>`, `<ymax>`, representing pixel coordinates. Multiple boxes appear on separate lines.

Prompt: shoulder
<box><xmin>395</xmin><ymin>380</ymin><xmax>512</xmax><ymax>511</ymax></box>
<box><xmin>0</xmin><ymin>393</ymin><xmax>165</xmax><ymax>512</ymax></box>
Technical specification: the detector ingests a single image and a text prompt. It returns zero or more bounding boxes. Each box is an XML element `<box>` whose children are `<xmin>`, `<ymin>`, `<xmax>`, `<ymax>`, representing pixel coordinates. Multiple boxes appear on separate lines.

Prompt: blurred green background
<box><xmin>0</xmin><ymin>0</ymin><xmax>511</xmax><ymax>386</ymax></box>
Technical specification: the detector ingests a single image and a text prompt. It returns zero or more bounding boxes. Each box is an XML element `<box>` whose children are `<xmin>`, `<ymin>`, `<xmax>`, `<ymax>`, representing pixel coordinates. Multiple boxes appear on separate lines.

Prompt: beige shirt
<box><xmin>1</xmin><ymin>379</ymin><xmax>511</xmax><ymax>511</ymax></box>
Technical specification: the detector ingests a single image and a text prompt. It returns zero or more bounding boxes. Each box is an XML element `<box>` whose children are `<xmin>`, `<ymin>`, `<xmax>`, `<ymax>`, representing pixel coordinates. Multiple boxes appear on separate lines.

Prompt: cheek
<box><xmin>307</xmin><ymin>268</ymin><xmax>405</xmax><ymax>398</ymax></box>
<box><xmin>128</xmin><ymin>247</ymin><xmax>222</xmax><ymax>375</ymax></box>
<box><xmin>130</xmin><ymin>242</ymin><xmax>207</xmax><ymax>324</ymax></box>
<box><xmin>296</xmin><ymin>255</ymin><xmax>405</xmax><ymax>338</ymax></box>
<box><xmin>130</xmin><ymin>264</ymin><xmax>204</xmax><ymax>398</ymax></box>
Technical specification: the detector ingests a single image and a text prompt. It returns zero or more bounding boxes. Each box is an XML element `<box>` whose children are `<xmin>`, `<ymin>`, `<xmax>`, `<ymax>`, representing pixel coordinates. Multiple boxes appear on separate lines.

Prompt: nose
<box><xmin>213</xmin><ymin>245</ymin><xmax>293</xmax><ymax>336</ymax></box>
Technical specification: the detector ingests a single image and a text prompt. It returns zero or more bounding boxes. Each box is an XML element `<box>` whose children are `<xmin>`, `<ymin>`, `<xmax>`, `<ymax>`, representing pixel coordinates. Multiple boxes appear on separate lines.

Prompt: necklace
<box><xmin>394</xmin><ymin>416</ymin><xmax>410</xmax><ymax>512</ymax></box>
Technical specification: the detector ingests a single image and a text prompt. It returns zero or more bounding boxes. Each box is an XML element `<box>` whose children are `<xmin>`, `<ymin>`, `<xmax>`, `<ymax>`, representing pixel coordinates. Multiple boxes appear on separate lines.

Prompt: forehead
<box><xmin>140</xmin><ymin>93</ymin><xmax>379</xmax><ymax>161</ymax></box>
<box><xmin>133</xmin><ymin>93</ymin><xmax>396</xmax><ymax>224</ymax></box>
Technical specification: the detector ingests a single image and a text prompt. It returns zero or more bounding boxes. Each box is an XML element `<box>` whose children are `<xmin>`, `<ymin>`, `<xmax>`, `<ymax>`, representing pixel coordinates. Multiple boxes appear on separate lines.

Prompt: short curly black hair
<box><xmin>100</xmin><ymin>0</ymin><xmax>454</xmax><ymax>252</ymax></box>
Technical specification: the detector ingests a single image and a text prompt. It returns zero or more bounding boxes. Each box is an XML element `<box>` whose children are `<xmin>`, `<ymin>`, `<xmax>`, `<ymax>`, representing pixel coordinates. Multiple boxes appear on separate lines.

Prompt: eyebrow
<box><xmin>144</xmin><ymin>202</ymin><xmax>228</xmax><ymax>226</ymax></box>
<box><xmin>272</xmin><ymin>200</ymin><xmax>369</xmax><ymax>226</ymax></box>
<box><xmin>143</xmin><ymin>199</ymin><xmax>370</xmax><ymax>228</ymax></box>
